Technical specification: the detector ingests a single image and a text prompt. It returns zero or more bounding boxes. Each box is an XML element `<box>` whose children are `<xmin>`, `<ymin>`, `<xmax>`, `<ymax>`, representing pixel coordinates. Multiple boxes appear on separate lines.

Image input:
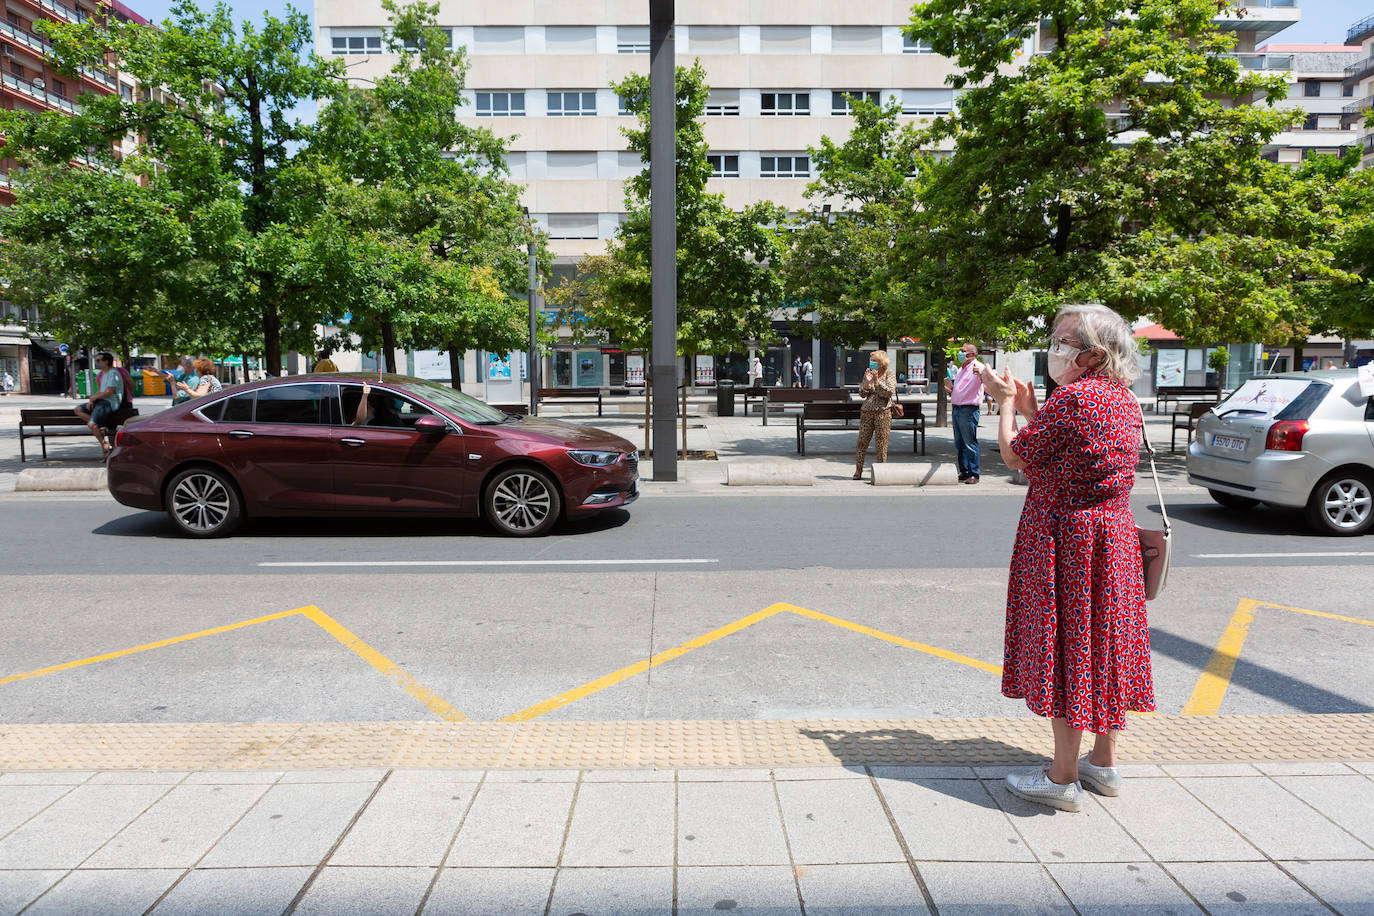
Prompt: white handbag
<box><xmin>1137</xmin><ymin>418</ymin><xmax>1171</xmax><ymax>600</ymax></box>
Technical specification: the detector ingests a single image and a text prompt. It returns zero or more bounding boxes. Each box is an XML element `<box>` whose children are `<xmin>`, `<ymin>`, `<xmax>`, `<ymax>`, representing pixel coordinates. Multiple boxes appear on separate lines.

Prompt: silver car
<box><xmin>1186</xmin><ymin>369</ymin><xmax>1374</xmax><ymax>536</ymax></box>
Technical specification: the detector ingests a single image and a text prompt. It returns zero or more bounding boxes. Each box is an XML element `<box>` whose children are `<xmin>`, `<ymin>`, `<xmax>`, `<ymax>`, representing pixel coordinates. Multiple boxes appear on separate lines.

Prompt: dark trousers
<box><xmin>952</xmin><ymin>404</ymin><xmax>981</xmax><ymax>478</ymax></box>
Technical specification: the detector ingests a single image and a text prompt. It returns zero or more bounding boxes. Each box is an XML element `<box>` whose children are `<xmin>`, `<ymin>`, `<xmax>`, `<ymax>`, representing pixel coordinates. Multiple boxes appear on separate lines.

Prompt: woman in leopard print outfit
<box><xmin>853</xmin><ymin>350</ymin><xmax>896</xmax><ymax>479</ymax></box>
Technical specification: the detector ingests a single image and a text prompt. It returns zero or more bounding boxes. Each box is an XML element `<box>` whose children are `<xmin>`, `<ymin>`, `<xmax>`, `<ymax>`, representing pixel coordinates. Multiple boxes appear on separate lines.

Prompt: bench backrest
<box><xmin>802</xmin><ymin>403</ymin><xmax>863</xmax><ymax>419</ymax></box>
<box><xmin>538</xmin><ymin>387</ymin><xmax>600</xmax><ymax>397</ymax></box>
<box><xmin>20</xmin><ymin>409</ymin><xmax>87</xmax><ymax>425</ymax></box>
<box><xmin>1187</xmin><ymin>401</ymin><xmax>1217</xmax><ymax>419</ymax></box>
<box><xmin>1157</xmin><ymin>385</ymin><xmax>1215</xmax><ymax>395</ymax></box>
<box><xmin>766</xmin><ymin>388</ymin><xmax>849</xmax><ymax>404</ymax></box>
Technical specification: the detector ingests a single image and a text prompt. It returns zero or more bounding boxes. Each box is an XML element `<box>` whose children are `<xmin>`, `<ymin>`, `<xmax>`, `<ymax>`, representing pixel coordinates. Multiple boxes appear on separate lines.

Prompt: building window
<box><xmin>401</xmin><ymin>28</ymin><xmax>452</xmax><ymax>50</ymax></box>
<box><xmin>902</xmin><ymin>89</ymin><xmax>955</xmax><ymax>115</ymax></box>
<box><xmin>52</xmin><ymin>79</ymin><xmax>65</xmax><ymax>97</ymax></box>
<box><xmin>617</xmin><ymin>151</ymin><xmax>644</xmax><ymax>176</ymax></box>
<box><xmin>1303</xmin><ymin>114</ymin><xmax>1319</xmax><ymax>130</ymax></box>
<box><xmin>546</xmin><ymin>213</ymin><xmax>600</xmax><ymax>239</ymax></box>
<box><xmin>9</xmin><ymin>61</ymin><xmax>23</xmax><ymax>79</ymax></box>
<box><xmin>689</xmin><ymin>25</ymin><xmax>738</xmax><ymax>54</ymax></box>
<box><xmin>5</xmin><ymin>12</ymin><xmax>20</xmax><ymax>26</ymax></box>
<box><xmin>762</xmin><ymin>91</ymin><xmax>810</xmax><ymax>116</ymax></box>
<box><xmin>545</xmin><ymin>26</ymin><xmax>597</xmax><ymax>53</ymax></box>
<box><xmin>1304</xmin><ymin>80</ymin><xmax>1322</xmax><ymax>97</ymax></box>
<box><xmin>760</xmin><ymin>155</ymin><xmax>809</xmax><ymax>178</ymax></box>
<box><xmin>903</xmin><ymin>35</ymin><xmax>934</xmax><ymax>54</ymax></box>
<box><xmin>831</xmin><ymin>26</ymin><xmax>882</xmax><ymax>53</ymax></box>
<box><xmin>618</xmin><ymin>92</ymin><xmax>634</xmax><ymax>115</ymax></box>
<box><xmin>472</xmin><ymin>26</ymin><xmax>525</xmax><ymax>54</ymax></box>
<box><xmin>617</xmin><ymin>26</ymin><xmax>648</xmax><ymax>53</ymax></box>
<box><xmin>476</xmin><ymin>91</ymin><xmax>525</xmax><ymax>117</ymax></box>
<box><xmin>330</xmin><ymin>33</ymin><xmax>383</xmax><ymax>55</ymax></box>
<box><xmin>707</xmin><ymin>154</ymin><xmax>739</xmax><ymax>177</ymax></box>
<box><xmin>704</xmin><ymin>90</ymin><xmax>739</xmax><ymax>116</ymax></box>
<box><xmin>759</xmin><ymin>25</ymin><xmax>811</xmax><ymax>53</ymax></box>
<box><xmin>547</xmin><ymin>90</ymin><xmax>597</xmax><ymax>116</ymax></box>
<box><xmin>545</xmin><ymin>151</ymin><xmax>599</xmax><ymax>178</ymax></box>
<box><xmin>832</xmin><ymin>90</ymin><xmax>880</xmax><ymax>115</ymax></box>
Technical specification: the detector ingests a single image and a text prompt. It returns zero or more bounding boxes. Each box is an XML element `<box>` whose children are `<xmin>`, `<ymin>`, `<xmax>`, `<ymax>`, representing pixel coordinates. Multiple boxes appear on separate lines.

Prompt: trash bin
<box><xmin>76</xmin><ymin>369</ymin><xmax>95</xmax><ymax>398</ymax></box>
<box><xmin>716</xmin><ymin>379</ymin><xmax>735</xmax><ymax>417</ymax></box>
<box><xmin>130</xmin><ymin>372</ymin><xmax>145</xmax><ymax>397</ymax></box>
<box><xmin>140</xmin><ymin>369</ymin><xmax>165</xmax><ymax>396</ymax></box>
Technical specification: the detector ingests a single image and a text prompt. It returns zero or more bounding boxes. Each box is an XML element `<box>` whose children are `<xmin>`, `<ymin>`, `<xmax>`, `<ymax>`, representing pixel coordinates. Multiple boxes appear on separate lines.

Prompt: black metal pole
<box><xmin>650</xmin><ymin>0</ymin><xmax>677</xmax><ymax>480</ymax></box>
<box><xmin>527</xmin><ymin>230</ymin><xmax>540</xmax><ymax>416</ymax></box>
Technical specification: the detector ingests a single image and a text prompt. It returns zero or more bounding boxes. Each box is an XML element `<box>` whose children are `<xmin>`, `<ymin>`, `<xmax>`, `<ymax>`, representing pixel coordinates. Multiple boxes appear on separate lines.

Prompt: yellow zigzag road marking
<box><xmin>1183</xmin><ymin>599</ymin><xmax>1374</xmax><ymax>717</ymax></box>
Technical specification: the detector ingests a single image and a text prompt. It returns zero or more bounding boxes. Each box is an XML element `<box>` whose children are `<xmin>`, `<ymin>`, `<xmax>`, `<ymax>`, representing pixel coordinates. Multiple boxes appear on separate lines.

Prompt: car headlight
<box><xmin>567</xmin><ymin>450</ymin><xmax>622</xmax><ymax>467</ymax></box>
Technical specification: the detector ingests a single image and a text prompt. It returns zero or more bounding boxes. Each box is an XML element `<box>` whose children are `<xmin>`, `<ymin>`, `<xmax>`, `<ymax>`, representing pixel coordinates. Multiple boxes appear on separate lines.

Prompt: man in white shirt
<box><xmin>73</xmin><ymin>352</ymin><xmax>123</xmax><ymax>457</ymax></box>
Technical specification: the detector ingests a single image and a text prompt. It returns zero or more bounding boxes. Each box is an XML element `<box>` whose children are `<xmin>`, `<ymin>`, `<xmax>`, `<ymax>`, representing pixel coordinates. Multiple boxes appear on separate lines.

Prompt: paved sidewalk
<box><xmin>1</xmin><ymin>757</ymin><xmax>1371</xmax><ymax>915</ymax></box>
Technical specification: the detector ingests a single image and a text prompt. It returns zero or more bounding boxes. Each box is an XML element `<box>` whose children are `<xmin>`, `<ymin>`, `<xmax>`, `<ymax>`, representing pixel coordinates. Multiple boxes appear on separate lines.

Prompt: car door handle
<box><xmin>227</xmin><ymin>430</ymin><xmax>253</xmax><ymax>440</ymax></box>
<box><xmin>340</xmin><ymin>438</ymin><xmax>366</xmax><ymax>447</ymax></box>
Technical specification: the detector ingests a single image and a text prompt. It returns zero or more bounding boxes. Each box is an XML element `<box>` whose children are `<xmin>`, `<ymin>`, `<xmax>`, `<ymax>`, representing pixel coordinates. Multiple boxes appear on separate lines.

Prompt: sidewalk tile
<box><xmin>1166</xmin><ymin>861</ymin><xmax>1327</xmax><ymax>914</ymax></box>
<box><xmin>1161</xmin><ymin>763</ymin><xmax>1262</xmax><ymax>778</ymax></box>
<box><xmin>795</xmin><ymin>863</ymin><xmax>930</xmax><ymax>915</ymax></box>
<box><xmin>150</xmin><ymin>867</ymin><xmax>312</xmax><ymax>916</ymax></box>
<box><xmin>582</xmin><ymin>768</ymin><xmax>674</xmax><ymax>782</ymax></box>
<box><xmin>1347</xmin><ymin>761</ymin><xmax>1374</xmax><ymax>775</ymax></box>
<box><xmin>85</xmin><ymin>784</ymin><xmax>269</xmax><ymax>868</ymax></box>
<box><xmin>677</xmin><ymin>768</ymin><xmax>773</xmax><ymax>782</ymax></box>
<box><xmin>772</xmin><ymin>766</ymin><xmax>869</xmax><ymax>780</ymax></box>
<box><xmin>293</xmin><ymin>866</ymin><xmax>433</xmax><ymax>916</ymax></box>
<box><xmin>0</xmin><ymin>784</ymin><xmax>168</xmax><ymax>868</ymax></box>
<box><xmin>918</xmin><ymin>862</ymin><xmax>1070</xmax><ymax>915</ymax></box>
<box><xmin>1255</xmin><ymin>761</ymin><xmax>1360</xmax><ymax>777</ymax></box>
<box><xmin>483</xmin><ymin>769</ymin><xmax>580</xmax><ymax>783</ymax></box>
<box><xmin>88</xmin><ymin>771</ymin><xmax>187</xmax><ymax>785</ymax></box>
<box><xmin>870</xmin><ymin>766</ymin><xmax>977</xmax><ymax>780</ymax></box>
<box><xmin>421</xmin><ymin>867</ymin><xmax>554</xmax><ymax>915</ymax></box>
<box><xmin>0</xmin><ymin>771</ymin><xmax>92</xmax><ymax>785</ymax></box>
<box><xmin>445</xmin><ymin>782</ymin><xmax>574</xmax><ymax>868</ymax></box>
<box><xmin>0</xmin><ymin>870</ymin><xmax>65</xmax><ymax>915</ymax></box>
<box><xmin>1048</xmin><ymin>862</ymin><xmax>1202</xmax><ymax>915</ymax></box>
<box><xmin>561</xmin><ymin>782</ymin><xmax>674</xmax><ymax>867</ymax></box>
<box><xmin>183</xmin><ymin>771</ymin><xmax>283</xmax><ymax>785</ymax></box>
<box><xmin>986</xmin><ymin>784</ymin><xmax>1147</xmax><ymax>862</ymax></box>
<box><xmin>678</xmin><ymin>782</ymin><xmax>790</xmax><ymax>866</ymax></box>
<box><xmin>973</xmin><ymin>765</ymin><xmax>1034</xmax><ymax>778</ymax></box>
<box><xmin>388</xmin><ymin>769</ymin><xmax>485</xmax><ymax>783</ymax></box>
<box><xmin>1093</xmin><ymin>778</ymin><xmax>1258</xmax><ymax>861</ymax></box>
<box><xmin>678</xmin><ymin>866</ymin><xmax>800</xmax><ymax>915</ymax></box>
<box><xmin>0</xmin><ymin>785</ymin><xmax>69</xmax><ymax>836</ymax></box>
<box><xmin>278</xmin><ymin>768</ymin><xmax>388</xmax><ymax>784</ymax></box>
<box><xmin>23</xmin><ymin>868</ymin><xmax>180</xmax><ymax>916</ymax></box>
<box><xmin>775</xmin><ymin>780</ymin><xmax>904</xmax><ymax>865</ymax></box>
<box><xmin>1113</xmin><ymin>764</ymin><xmax>1167</xmax><ymax>778</ymax></box>
<box><xmin>878</xmin><ymin>778</ymin><xmax>1032</xmax><ymax>862</ymax></box>
<box><xmin>330</xmin><ymin>781</ymin><xmax>476</xmax><ymax>867</ymax></box>
<box><xmin>1280</xmin><ymin>860</ymin><xmax>1374</xmax><ymax>916</ymax></box>
<box><xmin>1274</xmin><ymin>775</ymin><xmax>1374</xmax><ymax>846</ymax></box>
<box><xmin>197</xmin><ymin>781</ymin><xmax>376</xmax><ymax>868</ymax></box>
<box><xmin>548</xmin><ymin>866</ymin><xmax>672</xmax><ymax>916</ymax></box>
<box><xmin>1179</xmin><ymin>776</ymin><xmax>1370</xmax><ymax>859</ymax></box>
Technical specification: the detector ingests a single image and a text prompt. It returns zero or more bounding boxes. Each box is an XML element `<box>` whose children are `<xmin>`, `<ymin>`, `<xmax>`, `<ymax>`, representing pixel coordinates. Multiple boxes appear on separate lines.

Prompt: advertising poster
<box><xmin>1359</xmin><ymin>362</ymin><xmax>1374</xmax><ymax>397</ymax></box>
<box><xmin>694</xmin><ymin>356</ymin><xmax>714</xmax><ymax>385</ymax></box>
<box><xmin>626</xmin><ymin>354</ymin><xmax>645</xmax><ymax>387</ymax></box>
<box><xmin>487</xmin><ymin>353</ymin><xmax>512</xmax><ymax>382</ymax></box>
<box><xmin>1219</xmin><ymin>378</ymin><xmax>1311</xmax><ymax>418</ymax></box>
<box><xmin>1155</xmin><ymin>350</ymin><xmax>1185</xmax><ymax>387</ymax></box>
<box><xmin>413</xmin><ymin>350</ymin><xmax>451</xmax><ymax>380</ymax></box>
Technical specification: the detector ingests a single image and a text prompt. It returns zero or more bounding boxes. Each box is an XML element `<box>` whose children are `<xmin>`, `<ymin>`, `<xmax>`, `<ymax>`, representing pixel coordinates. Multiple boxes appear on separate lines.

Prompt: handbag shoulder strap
<box><xmin>1137</xmin><ymin>400</ymin><xmax>1171</xmax><ymax>534</ymax></box>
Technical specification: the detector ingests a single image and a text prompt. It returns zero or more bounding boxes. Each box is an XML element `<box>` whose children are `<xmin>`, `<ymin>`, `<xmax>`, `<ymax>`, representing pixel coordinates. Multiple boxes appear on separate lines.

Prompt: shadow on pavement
<box><xmin>93</xmin><ymin>508</ymin><xmax>632</xmax><ymax>540</ymax></box>
<box><xmin>1165</xmin><ymin>502</ymin><xmax>1313</xmax><ymax>537</ymax></box>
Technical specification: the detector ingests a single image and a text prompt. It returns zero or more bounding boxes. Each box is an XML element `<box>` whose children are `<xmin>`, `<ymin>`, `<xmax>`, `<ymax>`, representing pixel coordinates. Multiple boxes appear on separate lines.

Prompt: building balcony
<box><xmin>1235</xmin><ymin>0</ymin><xmax>1297</xmax><ymax>7</ymax></box>
<box><xmin>1228</xmin><ymin>52</ymin><xmax>1292</xmax><ymax>70</ymax></box>
<box><xmin>0</xmin><ymin>19</ymin><xmax>115</xmax><ymax>91</ymax></box>
<box><xmin>1348</xmin><ymin>13</ymin><xmax>1374</xmax><ymax>46</ymax></box>
<box><xmin>1</xmin><ymin>69</ymin><xmax>78</xmax><ymax>113</ymax></box>
<box><xmin>34</xmin><ymin>0</ymin><xmax>85</xmax><ymax>25</ymax></box>
<box><xmin>1344</xmin><ymin>55</ymin><xmax>1374</xmax><ymax>85</ymax></box>
<box><xmin>1343</xmin><ymin>96</ymin><xmax>1372</xmax><ymax>126</ymax></box>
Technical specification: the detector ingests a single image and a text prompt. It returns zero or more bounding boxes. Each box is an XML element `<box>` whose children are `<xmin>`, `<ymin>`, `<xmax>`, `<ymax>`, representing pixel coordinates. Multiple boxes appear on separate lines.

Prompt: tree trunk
<box><xmin>381</xmin><ymin>319</ymin><xmax>398</xmax><ymax>374</ymax></box>
<box><xmin>242</xmin><ymin>352</ymin><xmax>250</xmax><ymax>384</ymax></box>
<box><xmin>262</xmin><ymin>297</ymin><xmax>281</xmax><ymax>377</ymax></box>
<box><xmin>447</xmin><ymin>345</ymin><xmax>463</xmax><ymax>390</ymax></box>
<box><xmin>931</xmin><ymin>349</ymin><xmax>949</xmax><ymax>428</ymax></box>
<box><xmin>1291</xmin><ymin>342</ymin><xmax>1304</xmax><ymax>373</ymax></box>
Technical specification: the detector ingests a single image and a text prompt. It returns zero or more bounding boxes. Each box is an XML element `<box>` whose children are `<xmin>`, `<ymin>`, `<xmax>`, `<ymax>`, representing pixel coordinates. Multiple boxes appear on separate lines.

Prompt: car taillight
<box><xmin>114</xmin><ymin>428</ymin><xmax>125</xmax><ymax>447</ymax></box>
<box><xmin>1265</xmin><ymin>420</ymin><xmax>1309</xmax><ymax>451</ymax></box>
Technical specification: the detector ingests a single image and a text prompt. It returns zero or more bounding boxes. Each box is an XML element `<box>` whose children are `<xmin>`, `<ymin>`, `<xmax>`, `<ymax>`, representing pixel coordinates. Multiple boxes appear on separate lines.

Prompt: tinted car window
<box><xmin>196</xmin><ymin>398</ymin><xmax>226</xmax><ymax>422</ymax></box>
<box><xmin>221</xmin><ymin>392</ymin><xmax>255</xmax><ymax>422</ymax></box>
<box><xmin>340</xmin><ymin>385</ymin><xmax>434</xmax><ymax>429</ymax></box>
<box><xmin>402</xmin><ymin>378</ymin><xmax>513</xmax><ymax>425</ymax></box>
<box><xmin>256</xmin><ymin>383</ymin><xmax>332</xmax><ymax>425</ymax></box>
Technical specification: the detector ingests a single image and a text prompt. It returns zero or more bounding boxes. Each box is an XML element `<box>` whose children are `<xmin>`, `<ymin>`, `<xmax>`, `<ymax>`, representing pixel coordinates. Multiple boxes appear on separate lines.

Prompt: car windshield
<box><xmin>402</xmin><ymin>378</ymin><xmax>514</xmax><ymax>425</ymax></box>
<box><xmin>1214</xmin><ymin>378</ymin><xmax>1326</xmax><ymax>421</ymax></box>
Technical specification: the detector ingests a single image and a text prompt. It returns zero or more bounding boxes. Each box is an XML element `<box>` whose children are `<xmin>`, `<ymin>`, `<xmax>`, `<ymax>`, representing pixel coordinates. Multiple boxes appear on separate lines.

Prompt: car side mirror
<box><xmin>414</xmin><ymin>416</ymin><xmax>448</xmax><ymax>435</ymax></box>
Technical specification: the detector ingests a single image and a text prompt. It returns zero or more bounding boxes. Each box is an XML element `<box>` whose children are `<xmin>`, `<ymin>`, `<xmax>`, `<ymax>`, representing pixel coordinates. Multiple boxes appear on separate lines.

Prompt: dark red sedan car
<box><xmin>107</xmin><ymin>374</ymin><xmax>639</xmax><ymax>537</ymax></box>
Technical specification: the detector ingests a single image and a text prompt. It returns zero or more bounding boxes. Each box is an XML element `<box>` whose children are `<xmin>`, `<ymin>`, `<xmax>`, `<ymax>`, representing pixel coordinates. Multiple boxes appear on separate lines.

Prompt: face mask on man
<box><xmin>955</xmin><ymin>351</ymin><xmax>968</xmax><ymax>366</ymax></box>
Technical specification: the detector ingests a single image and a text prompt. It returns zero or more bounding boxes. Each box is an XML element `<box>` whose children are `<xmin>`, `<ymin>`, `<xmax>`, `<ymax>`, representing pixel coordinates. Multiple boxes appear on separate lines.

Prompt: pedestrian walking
<box><xmin>979</xmin><ymin>303</ymin><xmax>1153</xmax><ymax>812</ymax></box>
<box><xmin>72</xmin><ymin>352</ymin><xmax>124</xmax><ymax>459</ymax></box>
<box><xmin>748</xmin><ymin>355</ymin><xmax>763</xmax><ymax>388</ymax></box>
<box><xmin>1</xmin><ymin>370</ymin><xmax>13</xmax><ymax>395</ymax></box>
<box><xmin>942</xmin><ymin>343</ymin><xmax>986</xmax><ymax>484</ymax></box>
<box><xmin>803</xmin><ymin>356</ymin><xmax>814</xmax><ymax>387</ymax></box>
<box><xmin>853</xmin><ymin>350</ymin><xmax>896</xmax><ymax>479</ymax></box>
<box><xmin>792</xmin><ymin>357</ymin><xmax>803</xmax><ymax>388</ymax></box>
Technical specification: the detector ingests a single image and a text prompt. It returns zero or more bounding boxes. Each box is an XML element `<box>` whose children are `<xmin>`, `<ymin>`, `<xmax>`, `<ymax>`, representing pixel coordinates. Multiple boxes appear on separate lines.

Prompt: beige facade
<box><xmin>1342</xmin><ymin>14</ymin><xmax>1374</xmax><ymax>166</ymax></box>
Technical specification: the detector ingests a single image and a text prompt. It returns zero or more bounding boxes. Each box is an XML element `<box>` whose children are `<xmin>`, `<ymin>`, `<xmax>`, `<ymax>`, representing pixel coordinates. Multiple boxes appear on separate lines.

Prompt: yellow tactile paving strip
<box><xmin>2</xmin><ymin>715</ymin><xmax>1371</xmax><ymax>770</ymax></box>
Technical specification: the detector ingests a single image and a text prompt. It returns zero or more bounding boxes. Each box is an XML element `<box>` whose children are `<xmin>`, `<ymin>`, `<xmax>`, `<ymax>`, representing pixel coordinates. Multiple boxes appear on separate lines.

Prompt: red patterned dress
<box><xmin>1003</xmin><ymin>371</ymin><xmax>1155</xmax><ymax>733</ymax></box>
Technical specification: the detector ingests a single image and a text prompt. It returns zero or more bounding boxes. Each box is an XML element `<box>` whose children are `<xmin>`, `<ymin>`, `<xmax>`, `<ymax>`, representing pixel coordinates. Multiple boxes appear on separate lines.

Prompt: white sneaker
<box><xmin>1078</xmin><ymin>755</ymin><xmax>1122</xmax><ymax>797</ymax></box>
<box><xmin>1005</xmin><ymin>767</ymin><xmax>1084</xmax><ymax>812</ymax></box>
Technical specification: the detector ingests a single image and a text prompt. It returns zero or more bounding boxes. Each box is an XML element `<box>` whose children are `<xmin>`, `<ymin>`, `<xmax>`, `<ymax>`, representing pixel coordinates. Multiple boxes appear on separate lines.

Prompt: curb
<box><xmin>724</xmin><ymin>463</ymin><xmax>814</xmax><ymax>486</ymax></box>
<box><xmin>15</xmin><ymin>467</ymin><xmax>107</xmax><ymax>492</ymax></box>
<box><xmin>871</xmin><ymin>462</ymin><xmax>960</xmax><ymax>486</ymax></box>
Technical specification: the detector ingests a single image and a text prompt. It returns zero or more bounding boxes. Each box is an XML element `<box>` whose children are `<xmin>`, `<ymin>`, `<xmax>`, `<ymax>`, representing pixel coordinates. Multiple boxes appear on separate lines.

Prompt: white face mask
<box><xmin>1047</xmin><ymin>352</ymin><xmax>1085</xmax><ymax>385</ymax></box>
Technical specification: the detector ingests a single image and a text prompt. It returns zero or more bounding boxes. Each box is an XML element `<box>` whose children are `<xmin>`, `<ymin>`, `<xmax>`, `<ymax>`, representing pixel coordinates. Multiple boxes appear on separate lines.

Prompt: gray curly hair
<box><xmin>1054</xmin><ymin>303</ymin><xmax>1141</xmax><ymax>385</ymax></box>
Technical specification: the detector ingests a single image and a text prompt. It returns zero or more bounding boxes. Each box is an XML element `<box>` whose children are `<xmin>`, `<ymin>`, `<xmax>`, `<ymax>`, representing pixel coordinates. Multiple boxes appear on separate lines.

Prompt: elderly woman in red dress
<box><xmin>979</xmin><ymin>304</ymin><xmax>1155</xmax><ymax>812</ymax></box>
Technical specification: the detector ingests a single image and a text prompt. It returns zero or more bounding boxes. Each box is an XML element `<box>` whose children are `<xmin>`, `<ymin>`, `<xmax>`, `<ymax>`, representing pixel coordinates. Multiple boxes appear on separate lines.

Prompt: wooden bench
<box><xmin>737</xmin><ymin>382</ymin><xmax>768</xmax><ymax>414</ymax></box>
<box><xmin>796</xmin><ymin>403</ymin><xmax>926</xmax><ymax>456</ymax></box>
<box><xmin>1156</xmin><ymin>385</ymin><xmax>1219</xmax><ymax>415</ymax></box>
<box><xmin>537</xmin><ymin>387</ymin><xmax>603</xmax><ymax>416</ymax></box>
<box><xmin>1171</xmin><ymin>401</ymin><xmax>1217</xmax><ymax>451</ymax></box>
<box><xmin>489</xmin><ymin>403</ymin><xmax>530</xmax><ymax>417</ymax></box>
<box><xmin>762</xmin><ymin>388</ymin><xmax>850</xmax><ymax>425</ymax></box>
<box><xmin>19</xmin><ymin>405</ymin><xmax>138</xmax><ymax>462</ymax></box>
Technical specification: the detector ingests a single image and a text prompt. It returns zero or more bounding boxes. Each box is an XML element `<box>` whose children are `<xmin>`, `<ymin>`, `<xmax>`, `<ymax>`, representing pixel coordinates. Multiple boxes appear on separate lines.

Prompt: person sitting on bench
<box><xmin>72</xmin><ymin>352</ymin><xmax>123</xmax><ymax>459</ymax></box>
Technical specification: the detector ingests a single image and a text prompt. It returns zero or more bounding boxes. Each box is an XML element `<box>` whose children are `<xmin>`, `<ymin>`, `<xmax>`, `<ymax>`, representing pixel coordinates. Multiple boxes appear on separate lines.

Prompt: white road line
<box><xmin>258</xmin><ymin>558</ymin><xmax>720</xmax><ymax>568</ymax></box>
<box><xmin>1193</xmin><ymin>552</ymin><xmax>1374</xmax><ymax>559</ymax></box>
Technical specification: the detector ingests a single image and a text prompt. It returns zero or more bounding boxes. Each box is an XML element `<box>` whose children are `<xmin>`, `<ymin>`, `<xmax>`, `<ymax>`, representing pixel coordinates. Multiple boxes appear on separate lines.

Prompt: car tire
<box><xmin>165</xmin><ymin>467</ymin><xmax>243</xmax><ymax>538</ymax></box>
<box><xmin>484</xmin><ymin>466</ymin><xmax>561</xmax><ymax>537</ymax></box>
<box><xmin>1208</xmin><ymin>489</ymin><xmax>1260</xmax><ymax>511</ymax></box>
<box><xmin>1304</xmin><ymin>470</ymin><xmax>1374</xmax><ymax>537</ymax></box>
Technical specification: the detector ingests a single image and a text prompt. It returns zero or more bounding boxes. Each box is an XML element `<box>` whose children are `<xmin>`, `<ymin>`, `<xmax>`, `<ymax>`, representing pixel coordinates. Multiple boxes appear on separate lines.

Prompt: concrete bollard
<box><xmin>870</xmin><ymin>462</ymin><xmax>960</xmax><ymax>487</ymax></box>
<box><xmin>15</xmin><ymin>468</ymin><xmax>108</xmax><ymax>492</ymax></box>
<box><xmin>724</xmin><ymin>463</ymin><xmax>814</xmax><ymax>486</ymax></box>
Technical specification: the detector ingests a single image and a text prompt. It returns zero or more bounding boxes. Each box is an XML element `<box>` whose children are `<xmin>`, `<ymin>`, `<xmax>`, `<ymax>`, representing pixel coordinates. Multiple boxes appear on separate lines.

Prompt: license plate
<box><xmin>1211</xmin><ymin>434</ymin><xmax>1247</xmax><ymax>452</ymax></box>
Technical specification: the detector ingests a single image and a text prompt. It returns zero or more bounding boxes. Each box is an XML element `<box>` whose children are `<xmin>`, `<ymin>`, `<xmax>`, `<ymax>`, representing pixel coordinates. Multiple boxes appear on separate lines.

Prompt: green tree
<box><xmin>549</xmin><ymin>62</ymin><xmax>786</xmax><ymax>358</ymax></box>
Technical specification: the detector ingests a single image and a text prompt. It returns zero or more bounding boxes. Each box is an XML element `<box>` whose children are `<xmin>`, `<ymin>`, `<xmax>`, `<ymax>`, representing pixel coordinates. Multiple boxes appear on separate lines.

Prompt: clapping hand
<box><xmin>1012</xmin><ymin>376</ymin><xmax>1038</xmax><ymax>420</ymax></box>
<box><xmin>980</xmin><ymin>365</ymin><xmax>1016</xmax><ymax>404</ymax></box>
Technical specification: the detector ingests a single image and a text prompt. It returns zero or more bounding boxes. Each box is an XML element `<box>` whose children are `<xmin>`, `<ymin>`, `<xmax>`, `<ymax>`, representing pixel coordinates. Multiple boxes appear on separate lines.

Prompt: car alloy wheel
<box><xmin>485</xmin><ymin>467</ymin><xmax>560</xmax><ymax>537</ymax></box>
<box><xmin>167</xmin><ymin>468</ymin><xmax>242</xmax><ymax>538</ymax></box>
<box><xmin>1306</xmin><ymin>472</ymin><xmax>1374</xmax><ymax>536</ymax></box>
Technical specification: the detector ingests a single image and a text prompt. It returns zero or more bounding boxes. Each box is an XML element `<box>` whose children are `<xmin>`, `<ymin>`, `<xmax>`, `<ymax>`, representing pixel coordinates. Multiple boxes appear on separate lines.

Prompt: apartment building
<box><xmin>1256</xmin><ymin>44</ymin><xmax>1362</xmax><ymax>163</ymax></box>
<box><xmin>0</xmin><ymin>0</ymin><xmax>148</xmax><ymax>393</ymax></box>
<box><xmin>1343</xmin><ymin>14</ymin><xmax>1374</xmax><ymax>166</ymax></box>
<box><xmin>315</xmin><ymin>0</ymin><xmax>1304</xmax><ymax>394</ymax></box>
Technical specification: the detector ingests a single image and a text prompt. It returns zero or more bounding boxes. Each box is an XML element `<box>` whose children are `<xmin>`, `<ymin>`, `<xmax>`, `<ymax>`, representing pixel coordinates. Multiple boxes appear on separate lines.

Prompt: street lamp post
<box><xmin>525</xmin><ymin>209</ymin><xmax>540</xmax><ymax>415</ymax></box>
<box><xmin>649</xmin><ymin>0</ymin><xmax>677</xmax><ymax>481</ymax></box>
